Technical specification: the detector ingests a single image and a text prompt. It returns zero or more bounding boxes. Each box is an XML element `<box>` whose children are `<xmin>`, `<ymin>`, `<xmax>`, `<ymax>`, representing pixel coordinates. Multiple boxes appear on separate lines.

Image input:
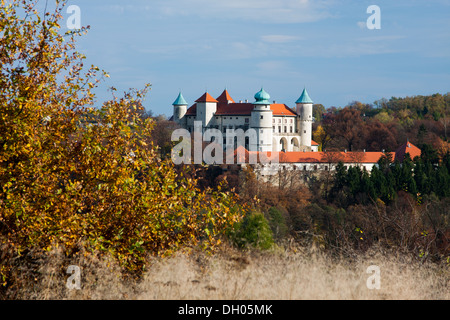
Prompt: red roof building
<box><xmin>174</xmin><ymin>88</ymin><xmax>316</xmax><ymax>153</ymax></box>
<box><xmin>394</xmin><ymin>141</ymin><xmax>421</xmax><ymax>162</ymax></box>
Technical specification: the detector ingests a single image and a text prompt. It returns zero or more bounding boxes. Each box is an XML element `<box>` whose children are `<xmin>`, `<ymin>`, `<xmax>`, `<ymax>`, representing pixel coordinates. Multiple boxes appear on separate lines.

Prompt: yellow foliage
<box><xmin>0</xmin><ymin>0</ymin><xmax>245</xmax><ymax>283</ymax></box>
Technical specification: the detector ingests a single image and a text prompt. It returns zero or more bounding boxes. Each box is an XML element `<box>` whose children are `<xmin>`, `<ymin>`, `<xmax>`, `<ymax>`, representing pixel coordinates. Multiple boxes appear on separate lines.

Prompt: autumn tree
<box><xmin>313</xmin><ymin>124</ymin><xmax>332</xmax><ymax>151</ymax></box>
<box><xmin>148</xmin><ymin>115</ymin><xmax>180</xmax><ymax>159</ymax></box>
<box><xmin>0</xmin><ymin>0</ymin><xmax>244</xmax><ymax>286</ymax></box>
<box><xmin>363</xmin><ymin>119</ymin><xmax>397</xmax><ymax>151</ymax></box>
<box><xmin>322</xmin><ymin>107</ymin><xmax>364</xmax><ymax>151</ymax></box>
<box><xmin>313</xmin><ymin>103</ymin><xmax>326</xmax><ymax>122</ymax></box>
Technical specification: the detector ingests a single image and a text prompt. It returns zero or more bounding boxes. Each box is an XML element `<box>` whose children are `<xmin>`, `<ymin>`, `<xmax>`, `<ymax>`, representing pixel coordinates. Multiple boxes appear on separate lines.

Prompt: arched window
<box><xmin>280</xmin><ymin>138</ymin><xmax>287</xmax><ymax>152</ymax></box>
<box><xmin>291</xmin><ymin>137</ymin><xmax>299</xmax><ymax>151</ymax></box>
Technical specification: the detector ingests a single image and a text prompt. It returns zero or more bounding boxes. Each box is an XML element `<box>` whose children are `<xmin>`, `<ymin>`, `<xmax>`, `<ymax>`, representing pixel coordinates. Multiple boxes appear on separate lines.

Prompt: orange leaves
<box><xmin>0</xmin><ymin>0</ymin><xmax>246</xmax><ymax>282</ymax></box>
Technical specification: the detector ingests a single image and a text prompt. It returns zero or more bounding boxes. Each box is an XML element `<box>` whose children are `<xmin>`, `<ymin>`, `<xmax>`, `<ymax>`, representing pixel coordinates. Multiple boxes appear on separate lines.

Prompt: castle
<box><xmin>171</xmin><ymin>88</ymin><xmax>421</xmax><ymax>178</ymax></box>
<box><xmin>172</xmin><ymin>88</ymin><xmax>319</xmax><ymax>153</ymax></box>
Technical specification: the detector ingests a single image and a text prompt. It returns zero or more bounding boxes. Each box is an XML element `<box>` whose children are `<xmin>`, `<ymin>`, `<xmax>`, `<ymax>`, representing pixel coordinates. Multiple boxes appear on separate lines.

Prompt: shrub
<box><xmin>229</xmin><ymin>211</ymin><xmax>274</xmax><ymax>250</ymax></box>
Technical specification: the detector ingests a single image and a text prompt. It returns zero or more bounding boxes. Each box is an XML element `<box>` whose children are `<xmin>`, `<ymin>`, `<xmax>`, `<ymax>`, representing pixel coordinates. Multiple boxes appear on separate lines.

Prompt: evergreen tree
<box><xmin>329</xmin><ymin>162</ymin><xmax>348</xmax><ymax>204</ymax></box>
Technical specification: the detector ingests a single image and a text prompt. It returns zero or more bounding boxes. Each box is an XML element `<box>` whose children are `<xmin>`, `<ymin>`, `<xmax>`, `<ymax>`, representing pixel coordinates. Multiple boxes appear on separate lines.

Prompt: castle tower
<box><xmin>195</xmin><ymin>91</ymin><xmax>218</xmax><ymax>131</ymax></box>
<box><xmin>172</xmin><ymin>92</ymin><xmax>188</xmax><ymax>125</ymax></box>
<box><xmin>251</xmin><ymin>88</ymin><xmax>273</xmax><ymax>152</ymax></box>
<box><xmin>296</xmin><ymin>88</ymin><xmax>313</xmax><ymax>147</ymax></box>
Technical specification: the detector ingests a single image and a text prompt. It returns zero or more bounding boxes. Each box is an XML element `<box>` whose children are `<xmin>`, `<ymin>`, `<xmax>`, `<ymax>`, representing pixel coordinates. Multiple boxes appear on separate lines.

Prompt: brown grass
<box><xmin>4</xmin><ymin>244</ymin><xmax>449</xmax><ymax>300</ymax></box>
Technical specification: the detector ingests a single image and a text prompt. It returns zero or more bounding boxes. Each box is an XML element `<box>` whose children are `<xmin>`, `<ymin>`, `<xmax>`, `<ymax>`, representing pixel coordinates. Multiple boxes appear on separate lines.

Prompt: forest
<box><xmin>190</xmin><ymin>92</ymin><xmax>450</xmax><ymax>263</ymax></box>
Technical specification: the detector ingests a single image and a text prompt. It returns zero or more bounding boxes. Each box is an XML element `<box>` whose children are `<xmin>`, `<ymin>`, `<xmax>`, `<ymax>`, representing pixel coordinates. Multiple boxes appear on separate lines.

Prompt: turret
<box><xmin>251</xmin><ymin>88</ymin><xmax>273</xmax><ymax>152</ymax></box>
<box><xmin>172</xmin><ymin>92</ymin><xmax>188</xmax><ymax>125</ymax></box>
<box><xmin>195</xmin><ymin>91</ymin><xmax>217</xmax><ymax>131</ymax></box>
<box><xmin>296</xmin><ymin>88</ymin><xmax>313</xmax><ymax>147</ymax></box>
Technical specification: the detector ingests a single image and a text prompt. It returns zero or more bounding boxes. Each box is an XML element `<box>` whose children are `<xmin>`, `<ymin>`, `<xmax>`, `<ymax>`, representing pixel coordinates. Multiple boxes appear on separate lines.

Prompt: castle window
<box><xmin>303</xmin><ymin>165</ymin><xmax>307</xmax><ymax>171</ymax></box>
<box><xmin>260</xmin><ymin>115</ymin><xmax>264</xmax><ymax>119</ymax></box>
<box><xmin>304</xmin><ymin>130</ymin><xmax>306</xmax><ymax>134</ymax></box>
<box><xmin>284</xmin><ymin>126</ymin><xmax>287</xmax><ymax>133</ymax></box>
<box><xmin>245</xmin><ymin>118</ymin><xmax>249</xmax><ymax>123</ymax></box>
<box><xmin>314</xmin><ymin>165</ymin><xmax>318</xmax><ymax>170</ymax></box>
<box><xmin>290</xmin><ymin>126</ymin><xmax>293</xmax><ymax>133</ymax></box>
<box><xmin>278</xmin><ymin>119</ymin><xmax>281</xmax><ymax>123</ymax></box>
<box><xmin>236</xmin><ymin>117</ymin><xmax>238</xmax><ymax>119</ymax></box>
<box><xmin>290</xmin><ymin>119</ymin><xmax>293</xmax><ymax>123</ymax></box>
<box><xmin>278</xmin><ymin>126</ymin><xmax>281</xmax><ymax>133</ymax></box>
<box><xmin>273</xmin><ymin>126</ymin><xmax>275</xmax><ymax>132</ymax></box>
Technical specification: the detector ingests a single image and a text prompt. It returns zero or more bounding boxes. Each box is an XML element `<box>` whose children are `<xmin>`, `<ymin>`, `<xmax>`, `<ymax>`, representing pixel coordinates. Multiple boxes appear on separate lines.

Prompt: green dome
<box><xmin>254</xmin><ymin>88</ymin><xmax>271</xmax><ymax>105</ymax></box>
<box><xmin>173</xmin><ymin>92</ymin><xmax>188</xmax><ymax>106</ymax></box>
<box><xmin>296</xmin><ymin>88</ymin><xmax>313</xmax><ymax>104</ymax></box>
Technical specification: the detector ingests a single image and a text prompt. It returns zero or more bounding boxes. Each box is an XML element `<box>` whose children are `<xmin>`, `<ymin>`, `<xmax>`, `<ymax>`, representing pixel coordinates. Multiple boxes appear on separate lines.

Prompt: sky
<box><xmin>56</xmin><ymin>0</ymin><xmax>450</xmax><ymax>117</ymax></box>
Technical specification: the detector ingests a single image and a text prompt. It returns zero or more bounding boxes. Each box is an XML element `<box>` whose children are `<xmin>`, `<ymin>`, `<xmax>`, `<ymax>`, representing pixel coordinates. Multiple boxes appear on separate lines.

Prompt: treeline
<box><xmin>328</xmin><ymin>146</ymin><xmax>450</xmax><ymax>207</ymax></box>
<box><xmin>313</xmin><ymin>93</ymin><xmax>449</xmax><ymax>152</ymax></box>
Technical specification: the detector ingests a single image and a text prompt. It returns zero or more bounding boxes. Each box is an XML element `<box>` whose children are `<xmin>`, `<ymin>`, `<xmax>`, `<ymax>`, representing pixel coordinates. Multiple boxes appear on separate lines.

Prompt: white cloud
<box><xmin>256</xmin><ymin>60</ymin><xmax>288</xmax><ymax>72</ymax></box>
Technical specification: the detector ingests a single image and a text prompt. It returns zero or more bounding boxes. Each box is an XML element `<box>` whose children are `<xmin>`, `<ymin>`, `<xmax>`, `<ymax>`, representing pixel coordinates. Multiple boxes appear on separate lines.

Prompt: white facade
<box><xmin>297</xmin><ymin>102</ymin><xmax>313</xmax><ymax>147</ymax></box>
<box><xmin>172</xmin><ymin>88</ymin><xmax>316</xmax><ymax>153</ymax></box>
<box><xmin>250</xmin><ymin>102</ymin><xmax>273</xmax><ymax>152</ymax></box>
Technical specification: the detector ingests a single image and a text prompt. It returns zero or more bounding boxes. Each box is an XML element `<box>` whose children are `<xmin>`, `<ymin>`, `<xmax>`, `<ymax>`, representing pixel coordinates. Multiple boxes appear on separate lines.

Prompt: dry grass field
<box><xmin>10</xmin><ymin>244</ymin><xmax>449</xmax><ymax>300</ymax></box>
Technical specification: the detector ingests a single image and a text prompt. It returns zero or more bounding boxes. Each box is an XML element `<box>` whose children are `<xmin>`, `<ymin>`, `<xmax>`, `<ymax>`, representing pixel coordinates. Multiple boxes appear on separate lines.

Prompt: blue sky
<box><xmin>60</xmin><ymin>0</ymin><xmax>450</xmax><ymax>116</ymax></box>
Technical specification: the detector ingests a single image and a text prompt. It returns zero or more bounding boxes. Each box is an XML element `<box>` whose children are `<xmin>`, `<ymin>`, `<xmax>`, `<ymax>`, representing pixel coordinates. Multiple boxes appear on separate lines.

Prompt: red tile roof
<box><xmin>215</xmin><ymin>103</ymin><xmax>254</xmax><ymax>115</ymax></box>
<box><xmin>270</xmin><ymin>104</ymin><xmax>297</xmax><ymax>116</ymax></box>
<box><xmin>185</xmin><ymin>102</ymin><xmax>297</xmax><ymax>117</ymax></box>
<box><xmin>216</xmin><ymin>89</ymin><xmax>235</xmax><ymax>104</ymax></box>
<box><xmin>184</xmin><ymin>90</ymin><xmax>299</xmax><ymax>117</ymax></box>
<box><xmin>277</xmin><ymin>151</ymin><xmax>384</xmax><ymax>164</ymax></box>
<box><xmin>195</xmin><ymin>92</ymin><xmax>218</xmax><ymax>103</ymax></box>
<box><xmin>232</xmin><ymin>146</ymin><xmax>280</xmax><ymax>164</ymax></box>
<box><xmin>394</xmin><ymin>141</ymin><xmax>421</xmax><ymax>162</ymax></box>
<box><xmin>228</xmin><ymin>148</ymin><xmax>384</xmax><ymax>164</ymax></box>
<box><xmin>311</xmin><ymin>140</ymin><xmax>319</xmax><ymax>146</ymax></box>
<box><xmin>185</xmin><ymin>104</ymin><xmax>196</xmax><ymax>116</ymax></box>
